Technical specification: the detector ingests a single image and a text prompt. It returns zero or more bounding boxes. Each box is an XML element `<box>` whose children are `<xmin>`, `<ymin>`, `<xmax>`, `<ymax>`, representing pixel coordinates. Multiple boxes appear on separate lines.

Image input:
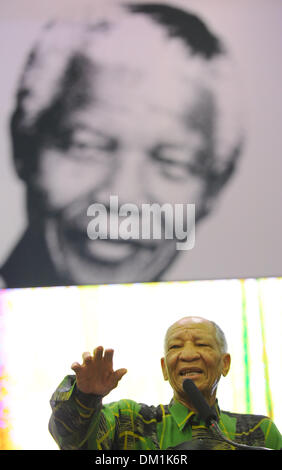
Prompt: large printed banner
<box><xmin>0</xmin><ymin>0</ymin><xmax>282</xmax><ymax>288</ymax></box>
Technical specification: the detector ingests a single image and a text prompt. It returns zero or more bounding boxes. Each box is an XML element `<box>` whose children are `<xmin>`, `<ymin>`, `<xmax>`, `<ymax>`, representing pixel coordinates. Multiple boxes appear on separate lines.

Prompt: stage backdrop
<box><xmin>0</xmin><ymin>0</ymin><xmax>282</xmax><ymax>288</ymax></box>
<box><xmin>0</xmin><ymin>277</ymin><xmax>282</xmax><ymax>449</ymax></box>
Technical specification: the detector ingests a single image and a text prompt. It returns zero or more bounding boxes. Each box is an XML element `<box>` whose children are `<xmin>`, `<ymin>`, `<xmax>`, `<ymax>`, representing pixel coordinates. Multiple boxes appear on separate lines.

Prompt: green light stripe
<box><xmin>257</xmin><ymin>279</ymin><xmax>273</xmax><ymax>419</ymax></box>
<box><xmin>240</xmin><ymin>280</ymin><xmax>251</xmax><ymax>413</ymax></box>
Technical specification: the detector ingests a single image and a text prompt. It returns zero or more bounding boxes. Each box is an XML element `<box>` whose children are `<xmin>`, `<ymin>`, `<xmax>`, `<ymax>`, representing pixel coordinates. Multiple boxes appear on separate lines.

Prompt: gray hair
<box><xmin>210</xmin><ymin>320</ymin><xmax>228</xmax><ymax>353</ymax></box>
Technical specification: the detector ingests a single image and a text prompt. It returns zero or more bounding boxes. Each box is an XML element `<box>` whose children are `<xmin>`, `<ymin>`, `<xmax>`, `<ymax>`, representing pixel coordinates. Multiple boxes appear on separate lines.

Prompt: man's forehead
<box><xmin>165</xmin><ymin>317</ymin><xmax>215</xmax><ymax>341</ymax></box>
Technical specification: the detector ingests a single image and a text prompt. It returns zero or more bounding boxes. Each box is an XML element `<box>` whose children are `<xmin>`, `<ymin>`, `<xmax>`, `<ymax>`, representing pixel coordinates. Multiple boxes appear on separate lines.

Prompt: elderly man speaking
<box><xmin>48</xmin><ymin>317</ymin><xmax>282</xmax><ymax>450</ymax></box>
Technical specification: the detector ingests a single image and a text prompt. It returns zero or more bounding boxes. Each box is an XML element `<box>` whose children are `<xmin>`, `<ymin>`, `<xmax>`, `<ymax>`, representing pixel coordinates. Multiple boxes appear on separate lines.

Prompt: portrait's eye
<box><xmin>57</xmin><ymin>127</ymin><xmax>118</xmax><ymax>163</ymax></box>
<box><xmin>150</xmin><ymin>145</ymin><xmax>191</xmax><ymax>181</ymax></box>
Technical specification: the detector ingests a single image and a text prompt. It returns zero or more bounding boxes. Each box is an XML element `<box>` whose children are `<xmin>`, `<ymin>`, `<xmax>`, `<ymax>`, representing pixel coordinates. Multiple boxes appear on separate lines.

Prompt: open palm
<box><xmin>71</xmin><ymin>346</ymin><xmax>127</xmax><ymax>397</ymax></box>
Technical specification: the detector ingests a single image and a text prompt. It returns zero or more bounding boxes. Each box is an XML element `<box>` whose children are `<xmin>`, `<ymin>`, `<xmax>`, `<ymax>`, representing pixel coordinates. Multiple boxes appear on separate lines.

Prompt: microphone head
<box><xmin>182</xmin><ymin>378</ymin><xmax>218</xmax><ymax>425</ymax></box>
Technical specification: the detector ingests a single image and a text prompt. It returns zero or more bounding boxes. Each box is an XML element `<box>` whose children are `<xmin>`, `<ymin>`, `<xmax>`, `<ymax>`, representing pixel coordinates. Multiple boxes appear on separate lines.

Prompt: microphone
<box><xmin>182</xmin><ymin>378</ymin><xmax>271</xmax><ymax>450</ymax></box>
<box><xmin>183</xmin><ymin>377</ymin><xmax>218</xmax><ymax>426</ymax></box>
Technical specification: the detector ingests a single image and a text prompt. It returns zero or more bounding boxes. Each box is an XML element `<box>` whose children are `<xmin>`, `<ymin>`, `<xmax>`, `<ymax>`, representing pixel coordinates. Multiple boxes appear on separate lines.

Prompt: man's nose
<box><xmin>179</xmin><ymin>344</ymin><xmax>201</xmax><ymax>361</ymax></box>
<box><xmin>95</xmin><ymin>151</ymin><xmax>149</xmax><ymax>206</ymax></box>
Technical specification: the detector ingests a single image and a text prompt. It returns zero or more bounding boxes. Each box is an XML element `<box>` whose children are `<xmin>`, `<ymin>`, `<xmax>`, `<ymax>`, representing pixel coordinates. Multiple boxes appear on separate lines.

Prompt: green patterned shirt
<box><xmin>49</xmin><ymin>375</ymin><xmax>282</xmax><ymax>450</ymax></box>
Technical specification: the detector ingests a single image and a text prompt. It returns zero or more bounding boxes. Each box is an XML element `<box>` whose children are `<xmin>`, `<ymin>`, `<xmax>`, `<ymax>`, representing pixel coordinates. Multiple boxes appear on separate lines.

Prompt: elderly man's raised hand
<box><xmin>71</xmin><ymin>346</ymin><xmax>127</xmax><ymax>397</ymax></box>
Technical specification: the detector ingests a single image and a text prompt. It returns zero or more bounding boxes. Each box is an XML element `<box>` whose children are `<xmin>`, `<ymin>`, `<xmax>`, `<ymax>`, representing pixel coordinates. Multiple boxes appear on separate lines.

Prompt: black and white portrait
<box><xmin>0</xmin><ymin>0</ymin><xmax>281</xmax><ymax>288</ymax></box>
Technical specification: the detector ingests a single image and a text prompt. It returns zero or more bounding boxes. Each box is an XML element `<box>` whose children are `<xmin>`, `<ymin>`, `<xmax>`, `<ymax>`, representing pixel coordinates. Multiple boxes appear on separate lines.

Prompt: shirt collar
<box><xmin>169</xmin><ymin>399</ymin><xmax>221</xmax><ymax>431</ymax></box>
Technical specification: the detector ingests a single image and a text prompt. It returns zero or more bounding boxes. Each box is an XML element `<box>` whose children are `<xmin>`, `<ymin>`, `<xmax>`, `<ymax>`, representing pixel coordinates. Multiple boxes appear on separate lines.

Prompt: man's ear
<box><xmin>161</xmin><ymin>357</ymin><xmax>168</xmax><ymax>381</ymax></box>
<box><xmin>222</xmin><ymin>353</ymin><xmax>231</xmax><ymax>377</ymax></box>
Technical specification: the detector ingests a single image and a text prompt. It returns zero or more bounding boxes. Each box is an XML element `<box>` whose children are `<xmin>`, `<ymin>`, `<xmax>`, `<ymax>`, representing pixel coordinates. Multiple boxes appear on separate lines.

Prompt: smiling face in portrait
<box><xmin>161</xmin><ymin>317</ymin><xmax>231</xmax><ymax>408</ymax></box>
<box><xmin>22</xmin><ymin>17</ymin><xmax>216</xmax><ymax>285</ymax></box>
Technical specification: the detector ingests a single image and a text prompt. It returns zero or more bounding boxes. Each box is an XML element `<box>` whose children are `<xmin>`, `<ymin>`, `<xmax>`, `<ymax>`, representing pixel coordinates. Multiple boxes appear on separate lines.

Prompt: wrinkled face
<box><xmin>26</xmin><ymin>19</ymin><xmax>215</xmax><ymax>285</ymax></box>
<box><xmin>161</xmin><ymin>317</ymin><xmax>230</xmax><ymax>407</ymax></box>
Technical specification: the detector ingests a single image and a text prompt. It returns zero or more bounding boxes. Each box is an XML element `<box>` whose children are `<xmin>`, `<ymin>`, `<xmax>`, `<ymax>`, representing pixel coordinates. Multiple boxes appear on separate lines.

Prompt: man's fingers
<box><xmin>93</xmin><ymin>346</ymin><xmax>104</xmax><ymax>360</ymax></box>
<box><xmin>82</xmin><ymin>352</ymin><xmax>93</xmax><ymax>364</ymax></box>
<box><xmin>72</xmin><ymin>347</ymin><xmax>125</xmax><ymax>379</ymax></box>
<box><xmin>104</xmin><ymin>348</ymin><xmax>114</xmax><ymax>363</ymax></box>
<box><xmin>115</xmin><ymin>368</ymin><xmax>128</xmax><ymax>382</ymax></box>
<box><xmin>73</xmin><ymin>348</ymin><xmax>107</xmax><ymax>370</ymax></box>
<box><xmin>71</xmin><ymin>362</ymin><xmax>82</xmax><ymax>373</ymax></box>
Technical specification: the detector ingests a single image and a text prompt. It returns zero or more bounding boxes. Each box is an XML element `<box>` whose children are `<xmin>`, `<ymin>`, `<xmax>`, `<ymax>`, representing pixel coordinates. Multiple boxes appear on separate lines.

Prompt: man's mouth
<box><xmin>45</xmin><ymin>206</ymin><xmax>179</xmax><ymax>283</ymax></box>
<box><xmin>85</xmin><ymin>237</ymin><xmax>141</xmax><ymax>263</ymax></box>
<box><xmin>62</xmin><ymin>225</ymin><xmax>160</xmax><ymax>264</ymax></box>
<box><xmin>179</xmin><ymin>367</ymin><xmax>203</xmax><ymax>378</ymax></box>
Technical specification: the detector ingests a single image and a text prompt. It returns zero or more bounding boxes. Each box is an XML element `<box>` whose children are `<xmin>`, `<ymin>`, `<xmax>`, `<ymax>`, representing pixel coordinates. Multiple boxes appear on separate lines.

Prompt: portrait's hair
<box><xmin>10</xmin><ymin>2</ymin><xmax>244</xmax><ymax>203</ymax></box>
